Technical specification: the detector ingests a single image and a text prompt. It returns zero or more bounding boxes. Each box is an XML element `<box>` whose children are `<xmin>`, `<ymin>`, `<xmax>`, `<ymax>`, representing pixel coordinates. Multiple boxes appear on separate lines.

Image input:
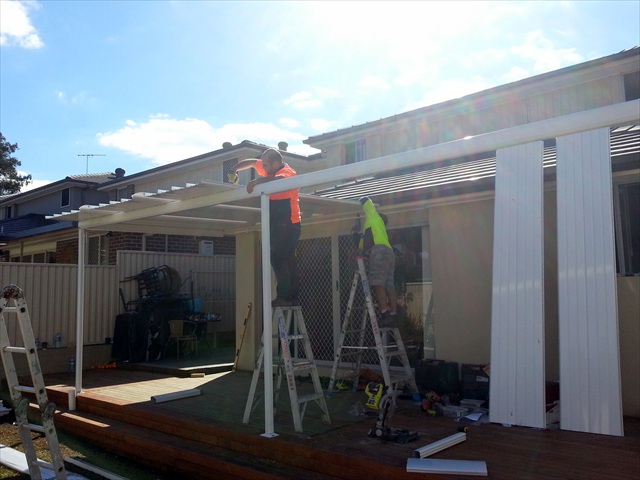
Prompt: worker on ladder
<box><xmin>230</xmin><ymin>148</ymin><xmax>301</xmax><ymax>307</ymax></box>
<box><xmin>354</xmin><ymin>197</ymin><xmax>399</xmax><ymax>328</ymax></box>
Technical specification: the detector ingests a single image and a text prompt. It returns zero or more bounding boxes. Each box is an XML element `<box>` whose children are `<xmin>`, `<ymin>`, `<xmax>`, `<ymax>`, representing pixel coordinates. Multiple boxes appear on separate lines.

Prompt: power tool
<box><xmin>366</xmin><ymin>383</ymin><xmax>418</xmax><ymax>444</ymax></box>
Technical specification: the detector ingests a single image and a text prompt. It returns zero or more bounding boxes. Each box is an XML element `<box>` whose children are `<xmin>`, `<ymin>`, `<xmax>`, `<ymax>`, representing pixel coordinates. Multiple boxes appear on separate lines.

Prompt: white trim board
<box><xmin>406</xmin><ymin>458</ymin><xmax>488</xmax><ymax>476</ymax></box>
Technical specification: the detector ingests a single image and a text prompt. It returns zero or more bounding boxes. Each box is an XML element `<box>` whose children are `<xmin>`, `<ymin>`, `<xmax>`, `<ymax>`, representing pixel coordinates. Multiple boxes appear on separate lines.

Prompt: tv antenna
<box><xmin>78</xmin><ymin>153</ymin><xmax>106</xmax><ymax>174</ymax></box>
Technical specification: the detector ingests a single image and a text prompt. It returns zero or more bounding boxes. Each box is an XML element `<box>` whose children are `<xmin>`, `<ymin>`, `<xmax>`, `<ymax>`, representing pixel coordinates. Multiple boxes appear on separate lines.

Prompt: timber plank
<box><xmin>41</xmin><ymin>369</ymin><xmax>640</xmax><ymax>480</ymax></box>
<box><xmin>53</xmin><ymin>410</ymin><xmax>341</xmax><ymax>480</ymax></box>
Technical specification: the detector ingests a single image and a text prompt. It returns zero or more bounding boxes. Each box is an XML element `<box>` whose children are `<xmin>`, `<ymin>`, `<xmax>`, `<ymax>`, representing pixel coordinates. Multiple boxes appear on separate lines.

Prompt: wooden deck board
<box><xmin>38</xmin><ymin>367</ymin><xmax>640</xmax><ymax>480</ymax></box>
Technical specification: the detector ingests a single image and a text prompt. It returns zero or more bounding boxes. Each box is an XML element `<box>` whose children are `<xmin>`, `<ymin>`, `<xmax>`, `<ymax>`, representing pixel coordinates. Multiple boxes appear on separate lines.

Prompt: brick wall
<box><xmin>56</xmin><ymin>232</ymin><xmax>235</xmax><ymax>265</ymax></box>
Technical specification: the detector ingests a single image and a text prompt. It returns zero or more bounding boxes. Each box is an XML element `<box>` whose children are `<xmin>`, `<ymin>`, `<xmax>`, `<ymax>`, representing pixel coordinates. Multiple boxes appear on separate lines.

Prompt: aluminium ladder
<box><xmin>328</xmin><ymin>256</ymin><xmax>419</xmax><ymax>406</ymax></box>
<box><xmin>0</xmin><ymin>284</ymin><xmax>68</xmax><ymax>480</ymax></box>
<box><xmin>243</xmin><ymin>306</ymin><xmax>330</xmax><ymax>433</ymax></box>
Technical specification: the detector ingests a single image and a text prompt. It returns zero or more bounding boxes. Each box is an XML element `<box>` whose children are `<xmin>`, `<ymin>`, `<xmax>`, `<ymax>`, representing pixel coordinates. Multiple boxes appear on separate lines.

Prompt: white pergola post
<box><xmin>259</xmin><ymin>193</ymin><xmax>277</xmax><ymax>437</ymax></box>
<box><xmin>74</xmin><ymin>227</ymin><xmax>88</xmax><ymax>394</ymax></box>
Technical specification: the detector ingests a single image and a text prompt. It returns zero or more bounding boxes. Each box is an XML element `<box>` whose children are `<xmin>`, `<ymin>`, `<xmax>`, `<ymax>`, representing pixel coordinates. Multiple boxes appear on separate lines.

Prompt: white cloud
<box><xmin>358</xmin><ymin>75</ymin><xmax>390</xmax><ymax>94</ymax></box>
<box><xmin>286</xmin><ymin>143</ymin><xmax>321</xmax><ymax>157</ymax></box>
<box><xmin>502</xmin><ymin>66</ymin><xmax>530</xmax><ymax>84</ymax></box>
<box><xmin>510</xmin><ymin>31</ymin><xmax>582</xmax><ymax>74</ymax></box>
<box><xmin>283</xmin><ymin>91</ymin><xmax>322</xmax><ymax>109</ymax></box>
<box><xmin>54</xmin><ymin>90</ymin><xmax>98</xmax><ymax>107</ymax></box>
<box><xmin>308</xmin><ymin>118</ymin><xmax>333</xmax><ymax>132</ymax></box>
<box><xmin>279</xmin><ymin>117</ymin><xmax>301</xmax><ymax>128</ymax></box>
<box><xmin>421</xmin><ymin>78</ymin><xmax>491</xmax><ymax>108</ymax></box>
<box><xmin>19</xmin><ymin>178</ymin><xmax>51</xmax><ymax>193</ymax></box>
<box><xmin>97</xmin><ymin>115</ymin><xmax>309</xmax><ymax>165</ymax></box>
<box><xmin>283</xmin><ymin>88</ymin><xmax>340</xmax><ymax>110</ymax></box>
<box><xmin>0</xmin><ymin>0</ymin><xmax>43</xmax><ymax>48</ymax></box>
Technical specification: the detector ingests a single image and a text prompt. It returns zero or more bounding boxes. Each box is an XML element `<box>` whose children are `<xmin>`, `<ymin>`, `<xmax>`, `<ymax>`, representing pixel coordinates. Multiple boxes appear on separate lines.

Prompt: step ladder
<box><xmin>328</xmin><ymin>256</ymin><xmax>419</xmax><ymax>407</ymax></box>
<box><xmin>0</xmin><ymin>284</ymin><xmax>68</xmax><ymax>480</ymax></box>
<box><xmin>243</xmin><ymin>306</ymin><xmax>331</xmax><ymax>433</ymax></box>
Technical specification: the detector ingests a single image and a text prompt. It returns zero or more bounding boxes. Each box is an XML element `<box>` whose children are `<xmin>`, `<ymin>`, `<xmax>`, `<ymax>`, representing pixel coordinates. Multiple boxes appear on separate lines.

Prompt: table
<box><xmin>191</xmin><ymin>312</ymin><xmax>223</xmax><ymax>352</ymax></box>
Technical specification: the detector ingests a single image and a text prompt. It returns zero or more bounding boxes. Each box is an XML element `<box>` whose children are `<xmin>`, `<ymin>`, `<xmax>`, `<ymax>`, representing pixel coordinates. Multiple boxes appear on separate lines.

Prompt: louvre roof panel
<box><xmin>315</xmin><ymin>126</ymin><xmax>639</xmax><ymax>201</ymax></box>
<box><xmin>48</xmin><ymin>180</ymin><xmax>362</xmax><ymax>235</ymax></box>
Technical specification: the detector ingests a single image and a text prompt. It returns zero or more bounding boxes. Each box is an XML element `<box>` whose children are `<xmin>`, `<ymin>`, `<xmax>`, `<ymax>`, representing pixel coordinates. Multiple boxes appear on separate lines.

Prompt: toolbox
<box><xmin>460</xmin><ymin>364</ymin><xmax>490</xmax><ymax>402</ymax></box>
<box><xmin>415</xmin><ymin>359</ymin><xmax>460</xmax><ymax>395</ymax></box>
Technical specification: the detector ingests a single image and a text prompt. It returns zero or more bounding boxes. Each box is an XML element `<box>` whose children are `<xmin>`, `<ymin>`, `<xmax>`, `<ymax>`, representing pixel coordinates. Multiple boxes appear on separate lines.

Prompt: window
<box><xmin>624</xmin><ymin>71</ymin><xmax>640</xmax><ymax>101</ymax></box>
<box><xmin>615</xmin><ymin>181</ymin><xmax>640</xmax><ymax>275</ymax></box>
<box><xmin>88</xmin><ymin>235</ymin><xmax>109</xmax><ymax>265</ymax></box>
<box><xmin>223</xmin><ymin>158</ymin><xmax>239</xmax><ymax>184</ymax></box>
<box><xmin>345</xmin><ymin>139</ymin><xmax>366</xmax><ymax>164</ymax></box>
<box><xmin>61</xmin><ymin>188</ymin><xmax>70</xmax><ymax>207</ymax></box>
<box><xmin>117</xmin><ymin>186</ymin><xmax>132</xmax><ymax>201</ymax></box>
<box><xmin>5</xmin><ymin>205</ymin><xmax>13</xmax><ymax>219</ymax></box>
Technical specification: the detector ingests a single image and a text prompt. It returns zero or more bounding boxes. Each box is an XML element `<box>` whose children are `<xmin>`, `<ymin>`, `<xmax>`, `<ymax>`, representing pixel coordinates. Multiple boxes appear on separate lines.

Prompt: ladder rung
<box><xmin>4</xmin><ymin>346</ymin><xmax>29</xmax><ymax>354</ymax></box>
<box><xmin>32</xmin><ymin>459</ymin><xmax>55</xmax><ymax>470</ymax></box>
<box><xmin>389</xmin><ymin>375</ymin><xmax>413</xmax><ymax>384</ymax></box>
<box><xmin>337</xmin><ymin>350</ymin><xmax>365</xmax><ymax>357</ymax></box>
<box><xmin>384</xmin><ymin>350</ymin><xmax>403</xmax><ymax>356</ymax></box>
<box><xmin>2</xmin><ymin>306</ymin><xmax>17</xmax><ymax>313</ymax></box>
<box><xmin>23</xmin><ymin>423</ymin><xmax>46</xmax><ymax>433</ymax></box>
<box><xmin>286</xmin><ymin>334</ymin><xmax>306</xmax><ymax>340</ymax></box>
<box><xmin>344</xmin><ymin>328</ymin><xmax>367</xmax><ymax>335</ymax></box>
<box><xmin>298</xmin><ymin>392</ymin><xmax>324</xmax><ymax>404</ymax></box>
<box><xmin>292</xmin><ymin>361</ymin><xmax>314</xmax><ymax>370</ymax></box>
<box><xmin>14</xmin><ymin>385</ymin><xmax>36</xmax><ymax>394</ymax></box>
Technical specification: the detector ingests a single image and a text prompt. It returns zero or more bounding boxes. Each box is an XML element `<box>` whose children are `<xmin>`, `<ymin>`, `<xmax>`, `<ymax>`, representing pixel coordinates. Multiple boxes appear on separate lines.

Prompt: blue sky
<box><xmin>1</xmin><ymin>0</ymin><xmax>639</xmax><ymax>192</ymax></box>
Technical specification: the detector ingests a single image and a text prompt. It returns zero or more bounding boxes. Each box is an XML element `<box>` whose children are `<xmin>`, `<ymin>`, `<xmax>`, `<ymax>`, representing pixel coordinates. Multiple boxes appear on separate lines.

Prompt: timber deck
<box><xmin>14</xmin><ymin>352</ymin><xmax>640</xmax><ymax>479</ymax></box>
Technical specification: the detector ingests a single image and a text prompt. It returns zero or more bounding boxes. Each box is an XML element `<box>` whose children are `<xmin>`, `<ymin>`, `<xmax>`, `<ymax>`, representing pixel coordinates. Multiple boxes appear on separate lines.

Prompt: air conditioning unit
<box><xmin>199</xmin><ymin>240</ymin><xmax>214</xmax><ymax>256</ymax></box>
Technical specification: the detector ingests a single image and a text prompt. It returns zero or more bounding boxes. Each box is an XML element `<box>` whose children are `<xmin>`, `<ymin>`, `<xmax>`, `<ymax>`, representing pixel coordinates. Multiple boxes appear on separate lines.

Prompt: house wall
<box><xmin>618</xmin><ymin>276</ymin><xmax>640</xmax><ymax>417</ymax></box>
<box><xmin>428</xmin><ymin>194</ymin><xmax>639</xmax><ymax>417</ymax></box>
<box><xmin>6</xmin><ymin>185</ymin><xmax>111</xmax><ymax>217</ymax></box>
<box><xmin>429</xmin><ymin>199</ymin><xmax>495</xmax><ymax>366</ymax></box>
<box><xmin>233</xmin><ymin>231</ymin><xmax>263</xmax><ymax>371</ymax></box>
<box><xmin>311</xmin><ymin>61</ymin><xmax>633</xmax><ymax>167</ymax></box>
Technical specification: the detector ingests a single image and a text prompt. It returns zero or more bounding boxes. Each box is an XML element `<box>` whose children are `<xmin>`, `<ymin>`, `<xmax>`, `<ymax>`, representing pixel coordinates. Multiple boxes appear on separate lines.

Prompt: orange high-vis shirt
<box><xmin>254</xmin><ymin>160</ymin><xmax>301</xmax><ymax>225</ymax></box>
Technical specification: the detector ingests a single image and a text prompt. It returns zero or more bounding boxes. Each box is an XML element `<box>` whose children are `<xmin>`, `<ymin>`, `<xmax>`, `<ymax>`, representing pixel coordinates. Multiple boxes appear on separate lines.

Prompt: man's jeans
<box><xmin>270</xmin><ymin>222</ymin><xmax>301</xmax><ymax>301</ymax></box>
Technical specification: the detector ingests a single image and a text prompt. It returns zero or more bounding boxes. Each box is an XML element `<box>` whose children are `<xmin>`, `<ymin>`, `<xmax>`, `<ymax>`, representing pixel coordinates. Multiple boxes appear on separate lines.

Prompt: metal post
<box><xmin>260</xmin><ymin>194</ymin><xmax>277</xmax><ymax>437</ymax></box>
<box><xmin>74</xmin><ymin>228</ymin><xmax>87</xmax><ymax>394</ymax></box>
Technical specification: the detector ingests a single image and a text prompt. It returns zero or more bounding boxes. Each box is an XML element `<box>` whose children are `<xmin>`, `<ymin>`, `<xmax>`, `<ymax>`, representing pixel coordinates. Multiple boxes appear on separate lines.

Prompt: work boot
<box><xmin>378</xmin><ymin>311</ymin><xmax>399</xmax><ymax>328</ymax></box>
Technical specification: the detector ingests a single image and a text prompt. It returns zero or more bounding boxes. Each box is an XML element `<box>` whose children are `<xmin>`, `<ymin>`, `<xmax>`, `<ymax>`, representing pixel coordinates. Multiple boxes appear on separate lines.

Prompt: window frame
<box><xmin>614</xmin><ymin>178</ymin><xmax>640</xmax><ymax>275</ymax></box>
<box><xmin>345</xmin><ymin>139</ymin><xmax>367</xmax><ymax>164</ymax></box>
<box><xmin>61</xmin><ymin>188</ymin><xmax>70</xmax><ymax>208</ymax></box>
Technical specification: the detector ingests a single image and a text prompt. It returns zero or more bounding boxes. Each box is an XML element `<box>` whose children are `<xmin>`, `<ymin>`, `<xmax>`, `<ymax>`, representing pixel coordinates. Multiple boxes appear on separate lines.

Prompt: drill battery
<box><xmin>365</xmin><ymin>382</ymin><xmax>385</xmax><ymax>409</ymax></box>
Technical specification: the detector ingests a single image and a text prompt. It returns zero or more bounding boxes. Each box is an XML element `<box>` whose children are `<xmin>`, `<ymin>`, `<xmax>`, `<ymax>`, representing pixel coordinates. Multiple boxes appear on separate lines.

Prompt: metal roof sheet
<box><xmin>314</xmin><ymin>126</ymin><xmax>639</xmax><ymax>201</ymax></box>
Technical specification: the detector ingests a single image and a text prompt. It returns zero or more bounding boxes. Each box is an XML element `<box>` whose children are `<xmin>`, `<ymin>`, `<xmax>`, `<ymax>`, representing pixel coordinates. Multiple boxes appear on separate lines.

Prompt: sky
<box><xmin>1</xmin><ymin>0</ymin><xmax>639</xmax><ymax>192</ymax></box>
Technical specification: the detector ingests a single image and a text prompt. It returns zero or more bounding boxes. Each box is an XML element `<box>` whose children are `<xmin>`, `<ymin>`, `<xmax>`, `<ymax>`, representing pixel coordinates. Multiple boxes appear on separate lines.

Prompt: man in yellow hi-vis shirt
<box><xmin>358</xmin><ymin>197</ymin><xmax>398</xmax><ymax>328</ymax></box>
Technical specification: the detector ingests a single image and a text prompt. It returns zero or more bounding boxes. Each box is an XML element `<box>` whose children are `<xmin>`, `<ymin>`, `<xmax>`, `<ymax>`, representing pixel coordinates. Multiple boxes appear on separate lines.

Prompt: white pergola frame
<box><xmin>53</xmin><ymin>100</ymin><xmax>639</xmax><ymax>437</ymax></box>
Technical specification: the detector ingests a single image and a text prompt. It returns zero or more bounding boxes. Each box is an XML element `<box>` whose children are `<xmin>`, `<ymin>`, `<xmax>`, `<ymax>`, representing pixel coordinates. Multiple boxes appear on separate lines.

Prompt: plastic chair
<box><xmin>165</xmin><ymin>320</ymin><xmax>198</xmax><ymax>358</ymax></box>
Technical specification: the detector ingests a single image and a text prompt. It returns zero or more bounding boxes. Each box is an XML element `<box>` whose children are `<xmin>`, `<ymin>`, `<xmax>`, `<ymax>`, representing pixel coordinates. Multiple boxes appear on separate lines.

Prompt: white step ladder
<box><xmin>243</xmin><ymin>306</ymin><xmax>331</xmax><ymax>433</ymax></box>
<box><xmin>328</xmin><ymin>256</ymin><xmax>419</xmax><ymax>406</ymax></box>
<box><xmin>0</xmin><ymin>284</ymin><xmax>68</xmax><ymax>480</ymax></box>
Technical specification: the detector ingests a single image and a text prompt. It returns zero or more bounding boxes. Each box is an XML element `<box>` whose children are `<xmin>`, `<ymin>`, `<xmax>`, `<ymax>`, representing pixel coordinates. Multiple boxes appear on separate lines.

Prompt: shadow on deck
<box><xmin>28</xmin><ymin>352</ymin><xmax>640</xmax><ymax>480</ymax></box>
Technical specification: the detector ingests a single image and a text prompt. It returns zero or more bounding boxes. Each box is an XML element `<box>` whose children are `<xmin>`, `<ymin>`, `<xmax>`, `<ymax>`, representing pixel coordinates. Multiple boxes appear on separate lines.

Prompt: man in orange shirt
<box><xmin>231</xmin><ymin>148</ymin><xmax>301</xmax><ymax>307</ymax></box>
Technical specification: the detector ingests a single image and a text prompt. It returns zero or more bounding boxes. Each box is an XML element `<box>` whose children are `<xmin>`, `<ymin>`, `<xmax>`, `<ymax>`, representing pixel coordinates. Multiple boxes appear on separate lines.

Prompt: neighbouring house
<box><xmin>1</xmin><ymin>140</ymin><xmax>314</xmax><ymax>265</ymax></box>
<box><xmin>2</xmin><ymin>48</ymin><xmax>638</xmax><ymax>437</ymax></box>
<box><xmin>0</xmin><ymin>140</ymin><xmax>314</xmax><ymax>372</ymax></box>
<box><xmin>0</xmin><ymin>171</ymin><xmax>119</xmax><ymax>263</ymax></box>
